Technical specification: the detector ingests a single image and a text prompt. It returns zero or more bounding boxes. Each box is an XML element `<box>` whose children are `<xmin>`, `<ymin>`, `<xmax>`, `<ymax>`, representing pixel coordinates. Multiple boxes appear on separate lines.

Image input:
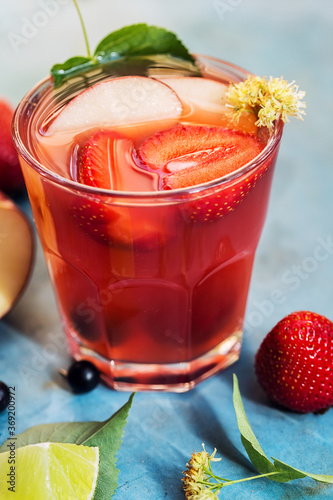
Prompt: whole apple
<box><xmin>0</xmin><ymin>98</ymin><xmax>25</xmax><ymax>194</ymax></box>
<box><xmin>0</xmin><ymin>191</ymin><xmax>34</xmax><ymax>318</ymax></box>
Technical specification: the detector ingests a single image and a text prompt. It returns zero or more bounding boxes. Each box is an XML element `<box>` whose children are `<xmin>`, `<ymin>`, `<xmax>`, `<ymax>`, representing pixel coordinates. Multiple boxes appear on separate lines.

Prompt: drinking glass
<box><xmin>12</xmin><ymin>55</ymin><xmax>283</xmax><ymax>391</ymax></box>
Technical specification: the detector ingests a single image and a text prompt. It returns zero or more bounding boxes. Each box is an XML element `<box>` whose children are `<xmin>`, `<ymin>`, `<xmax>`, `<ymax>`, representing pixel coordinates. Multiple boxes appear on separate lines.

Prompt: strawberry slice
<box><xmin>77</xmin><ymin>129</ymin><xmax>129</xmax><ymax>190</ymax></box>
<box><xmin>70</xmin><ymin>196</ymin><xmax>129</xmax><ymax>246</ymax></box>
<box><xmin>71</xmin><ymin>129</ymin><xmax>127</xmax><ymax>245</ymax></box>
<box><xmin>73</xmin><ymin>129</ymin><xmax>168</xmax><ymax>247</ymax></box>
<box><xmin>139</xmin><ymin>125</ymin><xmax>265</xmax><ymax>188</ymax></box>
<box><xmin>138</xmin><ymin>124</ymin><xmax>267</xmax><ymax>221</ymax></box>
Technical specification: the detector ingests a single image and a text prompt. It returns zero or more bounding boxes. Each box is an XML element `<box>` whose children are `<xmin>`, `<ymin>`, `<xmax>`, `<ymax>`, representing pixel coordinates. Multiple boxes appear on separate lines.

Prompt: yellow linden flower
<box><xmin>225</xmin><ymin>75</ymin><xmax>306</xmax><ymax>132</ymax></box>
<box><xmin>182</xmin><ymin>445</ymin><xmax>221</xmax><ymax>499</ymax></box>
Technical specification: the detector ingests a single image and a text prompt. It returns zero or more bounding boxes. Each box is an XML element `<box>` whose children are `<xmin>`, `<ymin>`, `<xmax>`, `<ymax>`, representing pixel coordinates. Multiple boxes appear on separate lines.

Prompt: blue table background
<box><xmin>1</xmin><ymin>1</ymin><xmax>333</xmax><ymax>498</ymax></box>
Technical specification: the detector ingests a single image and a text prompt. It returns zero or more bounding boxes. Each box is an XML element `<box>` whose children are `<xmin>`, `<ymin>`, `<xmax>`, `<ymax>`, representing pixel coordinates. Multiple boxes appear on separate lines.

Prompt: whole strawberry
<box><xmin>255</xmin><ymin>311</ymin><xmax>333</xmax><ymax>413</ymax></box>
<box><xmin>0</xmin><ymin>98</ymin><xmax>25</xmax><ymax>194</ymax></box>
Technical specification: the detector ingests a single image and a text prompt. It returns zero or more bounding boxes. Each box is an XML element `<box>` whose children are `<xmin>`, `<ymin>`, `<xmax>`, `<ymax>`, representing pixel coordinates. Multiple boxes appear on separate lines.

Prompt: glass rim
<box><xmin>12</xmin><ymin>54</ymin><xmax>284</xmax><ymax>200</ymax></box>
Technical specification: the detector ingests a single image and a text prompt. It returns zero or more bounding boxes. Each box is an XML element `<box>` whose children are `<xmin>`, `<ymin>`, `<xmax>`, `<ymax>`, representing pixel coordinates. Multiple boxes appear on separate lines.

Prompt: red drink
<box><xmin>13</xmin><ymin>55</ymin><xmax>283</xmax><ymax>391</ymax></box>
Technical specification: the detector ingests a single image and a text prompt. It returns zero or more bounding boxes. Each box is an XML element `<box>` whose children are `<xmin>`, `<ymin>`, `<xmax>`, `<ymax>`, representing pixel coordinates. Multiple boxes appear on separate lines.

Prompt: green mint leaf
<box><xmin>0</xmin><ymin>393</ymin><xmax>135</xmax><ymax>498</ymax></box>
<box><xmin>94</xmin><ymin>23</ymin><xmax>195</xmax><ymax>63</ymax></box>
<box><xmin>51</xmin><ymin>56</ymin><xmax>97</xmax><ymax>86</ymax></box>
<box><xmin>51</xmin><ymin>23</ymin><xmax>198</xmax><ymax>86</ymax></box>
<box><xmin>273</xmin><ymin>458</ymin><xmax>333</xmax><ymax>484</ymax></box>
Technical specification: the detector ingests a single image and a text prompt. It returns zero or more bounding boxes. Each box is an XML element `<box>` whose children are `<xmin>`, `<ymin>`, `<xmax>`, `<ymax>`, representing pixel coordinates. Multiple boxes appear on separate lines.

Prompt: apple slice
<box><xmin>160</xmin><ymin>76</ymin><xmax>228</xmax><ymax>112</ymax></box>
<box><xmin>160</xmin><ymin>76</ymin><xmax>257</xmax><ymax>133</ymax></box>
<box><xmin>49</xmin><ymin>76</ymin><xmax>182</xmax><ymax>133</ymax></box>
<box><xmin>0</xmin><ymin>192</ymin><xmax>34</xmax><ymax>318</ymax></box>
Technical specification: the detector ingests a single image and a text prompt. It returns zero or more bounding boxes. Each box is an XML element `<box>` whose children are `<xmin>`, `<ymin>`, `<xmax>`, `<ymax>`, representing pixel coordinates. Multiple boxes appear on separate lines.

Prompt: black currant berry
<box><xmin>67</xmin><ymin>360</ymin><xmax>100</xmax><ymax>394</ymax></box>
<box><xmin>0</xmin><ymin>382</ymin><xmax>10</xmax><ymax>412</ymax></box>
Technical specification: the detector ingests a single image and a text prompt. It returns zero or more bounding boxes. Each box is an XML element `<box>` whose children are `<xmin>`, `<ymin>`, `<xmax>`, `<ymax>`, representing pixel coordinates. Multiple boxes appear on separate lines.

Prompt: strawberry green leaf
<box><xmin>94</xmin><ymin>24</ymin><xmax>195</xmax><ymax>63</ymax></box>
<box><xmin>273</xmin><ymin>458</ymin><xmax>333</xmax><ymax>484</ymax></box>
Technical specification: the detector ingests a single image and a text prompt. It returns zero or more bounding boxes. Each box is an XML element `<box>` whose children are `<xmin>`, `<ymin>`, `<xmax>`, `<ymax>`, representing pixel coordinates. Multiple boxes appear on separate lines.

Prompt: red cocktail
<box><xmin>13</xmin><ymin>54</ymin><xmax>283</xmax><ymax>391</ymax></box>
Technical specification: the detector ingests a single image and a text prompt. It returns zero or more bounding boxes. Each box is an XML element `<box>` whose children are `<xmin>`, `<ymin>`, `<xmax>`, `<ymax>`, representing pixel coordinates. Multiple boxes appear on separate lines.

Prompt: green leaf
<box><xmin>0</xmin><ymin>421</ymin><xmax>94</xmax><ymax>451</ymax></box>
<box><xmin>232</xmin><ymin>375</ymin><xmax>304</xmax><ymax>483</ymax></box>
<box><xmin>233</xmin><ymin>375</ymin><xmax>275</xmax><ymax>474</ymax></box>
<box><xmin>82</xmin><ymin>393</ymin><xmax>135</xmax><ymax>499</ymax></box>
<box><xmin>94</xmin><ymin>23</ymin><xmax>195</xmax><ymax>63</ymax></box>
<box><xmin>273</xmin><ymin>458</ymin><xmax>333</xmax><ymax>484</ymax></box>
<box><xmin>233</xmin><ymin>375</ymin><xmax>333</xmax><ymax>485</ymax></box>
<box><xmin>0</xmin><ymin>393</ymin><xmax>135</xmax><ymax>498</ymax></box>
<box><xmin>51</xmin><ymin>56</ymin><xmax>97</xmax><ymax>86</ymax></box>
<box><xmin>51</xmin><ymin>23</ymin><xmax>198</xmax><ymax>86</ymax></box>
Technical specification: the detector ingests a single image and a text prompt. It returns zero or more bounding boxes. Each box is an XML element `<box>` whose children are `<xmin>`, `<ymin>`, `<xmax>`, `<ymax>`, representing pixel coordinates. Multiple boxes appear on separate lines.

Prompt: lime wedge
<box><xmin>0</xmin><ymin>442</ymin><xmax>99</xmax><ymax>499</ymax></box>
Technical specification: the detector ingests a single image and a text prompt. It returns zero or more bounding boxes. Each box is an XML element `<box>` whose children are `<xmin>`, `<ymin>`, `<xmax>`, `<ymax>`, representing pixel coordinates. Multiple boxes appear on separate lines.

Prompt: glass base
<box><xmin>67</xmin><ymin>332</ymin><xmax>242</xmax><ymax>392</ymax></box>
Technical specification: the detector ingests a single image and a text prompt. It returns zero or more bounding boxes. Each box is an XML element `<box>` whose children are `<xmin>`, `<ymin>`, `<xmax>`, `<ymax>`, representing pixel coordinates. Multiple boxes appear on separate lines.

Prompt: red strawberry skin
<box><xmin>139</xmin><ymin>124</ymin><xmax>265</xmax><ymax>189</ymax></box>
<box><xmin>73</xmin><ymin>125</ymin><xmax>271</xmax><ymax>243</ymax></box>
<box><xmin>255</xmin><ymin>311</ymin><xmax>333</xmax><ymax>413</ymax></box>
<box><xmin>77</xmin><ymin>129</ymin><xmax>125</xmax><ymax>190</ymax></box>
<box><xmin>73</xmin><ymin>129</ymin><xmax>168</xmax><ymax>247</ymax></box>
<box><xmin>0</xmin><ymin>99</ymin><xmax>25</xmax><ymax>194</ymax></box>
<box><xmin>138</xmin><ymin>124</ymin><xmax>266</xmax><ymax>221</ymax></box>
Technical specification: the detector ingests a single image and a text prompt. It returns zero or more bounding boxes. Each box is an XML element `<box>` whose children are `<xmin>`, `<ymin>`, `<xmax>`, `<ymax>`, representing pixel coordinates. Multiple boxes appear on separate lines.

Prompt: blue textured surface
<box><xmin>1</xmin><ymin>1</ymin><xmax>333</xmax><ymax>499</ymax></box>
